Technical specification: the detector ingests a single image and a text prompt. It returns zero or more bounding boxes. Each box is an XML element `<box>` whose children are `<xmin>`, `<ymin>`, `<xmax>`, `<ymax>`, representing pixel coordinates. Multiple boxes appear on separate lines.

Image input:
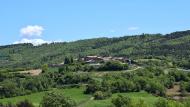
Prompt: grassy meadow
<box><xmin>0</xmin><ymin>87</ymin><xmax>160</xmax><ymax>107</ymax></box>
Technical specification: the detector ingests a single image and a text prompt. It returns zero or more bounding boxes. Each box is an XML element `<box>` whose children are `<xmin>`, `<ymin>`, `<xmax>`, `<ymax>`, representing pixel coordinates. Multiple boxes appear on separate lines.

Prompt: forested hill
<box><xmin>1</xmin><ymin>30</ymin><xmax>190</xmax><ymax>69</ymax></box>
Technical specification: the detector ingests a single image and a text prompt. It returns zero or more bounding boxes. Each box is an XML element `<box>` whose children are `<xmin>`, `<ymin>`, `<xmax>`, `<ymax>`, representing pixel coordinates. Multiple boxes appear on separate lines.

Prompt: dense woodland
<box><xmin>1</xmin><ymin>30</ymin><xmax>190</xmax><ymax>70</ymax></box>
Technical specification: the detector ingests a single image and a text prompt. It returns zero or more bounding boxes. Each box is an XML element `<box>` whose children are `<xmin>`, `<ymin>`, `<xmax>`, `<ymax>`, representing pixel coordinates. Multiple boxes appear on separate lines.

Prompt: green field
<box><xmin>0</xmin><ymin>87</ymin><xmax>160</xmax><ymax>107</ymax></box>
<box><xmin>81</xmin><ymin>92</ymin><xmax>160</xmax><ymax>107</ymax></box>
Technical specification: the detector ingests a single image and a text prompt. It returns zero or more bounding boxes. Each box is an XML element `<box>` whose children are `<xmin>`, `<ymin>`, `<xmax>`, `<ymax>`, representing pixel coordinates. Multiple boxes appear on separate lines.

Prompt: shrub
<box><xmin>41</xmin><ymin>91</ymin><xmax>76</xmax><ymax>107</ymax></box>
<box><xmin>98</xmin><ymin>61</ymin><xmax>128</xmax><ymax>71</ymax></box>
<box><xmin>155</xmin><ymin>98</ymin><xmax>185</xmax><ymax>107</ymax></box>
<box><xmin>42</xmin><ymin>64</ymin><xmax>48</xmax><ymax>73</ymax></box>
<box><xmin>84</xmin><ymin>80</ymin><xmax>101</xmax><ymax>94</ymax></box>
<box><xmin>145</xmin><ymin>81</ymin><xmax>166</xmax><ymax>96</ymax></box>
<box><xmin>112</xmin><ymin>95</ymin><xmax>133</xmax><ymax>107</ymax></box>
<box><xmin>0</xmin><ymin>80</ymin><xmax>20</xmax><ymax>98</ymax></box>
<box><xmin>183</xmin><ymin>98</ymin><xmax>190</xmax><ymax>107</ymax></box>
<box><xmin>155</xmin><ymin>99</ymin><xmax>168</xmax><ymax>107</ymax></box>
<box><xmin>93</xmin><ymin>91</ymin><xmax>112</xmax><ymax>100</ymax></box>
<box><xmin>16</xmin><ymin>99</ymin><xmax>34</xmax><ymax>107</ymax></box>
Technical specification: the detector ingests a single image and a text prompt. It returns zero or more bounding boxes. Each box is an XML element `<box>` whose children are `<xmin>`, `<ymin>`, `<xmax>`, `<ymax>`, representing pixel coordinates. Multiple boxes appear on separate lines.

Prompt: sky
<box><xmin>0</xmin><ymin>0</ymin><xmax>190</xmax><ymax>46</ymax></box>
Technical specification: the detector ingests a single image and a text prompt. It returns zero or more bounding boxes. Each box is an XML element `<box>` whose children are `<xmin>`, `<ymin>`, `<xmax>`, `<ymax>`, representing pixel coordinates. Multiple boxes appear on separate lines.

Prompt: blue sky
<box><xmin>0</xmin><ymin>0</ymin><xmax>190</xmax><ymax>45</ymax></box>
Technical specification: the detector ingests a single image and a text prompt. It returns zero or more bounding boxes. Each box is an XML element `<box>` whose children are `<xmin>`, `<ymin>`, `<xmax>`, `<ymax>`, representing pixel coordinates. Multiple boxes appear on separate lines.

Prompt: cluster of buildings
<box><xmin>81</xmin><ymin>56</ymin><xmax>132</xmax><ymax>64</ymax></box>
<box><xmin>49</xmin><ymin>56</ymin><xmax>132</xmax><ymax>67</ymax></box>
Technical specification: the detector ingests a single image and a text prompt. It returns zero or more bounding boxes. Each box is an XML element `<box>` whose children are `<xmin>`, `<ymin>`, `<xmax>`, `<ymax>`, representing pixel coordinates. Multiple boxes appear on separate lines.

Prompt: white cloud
<box><xmin>128</xmin><ymin>27</ymin><xmax>139</xmax><ymax>31</ymax></box>
<box><xmin>14</xmin><ymin>25</ymin><xmax>64</xmax><ymax>46</ymax></box>
<box><xmin>20</xmin><ymin>25</ymin><xmax>44</xmax><ymax>37</ymax></box>
<box><xmin>14</xmin><ymin>38</ymin><xmax>63</xmax><ymax>46</ymax></box>
<box><xmin>14</xmin><ymin>38</ymin><xmax>50</xmax><ymax>46</ymax></box>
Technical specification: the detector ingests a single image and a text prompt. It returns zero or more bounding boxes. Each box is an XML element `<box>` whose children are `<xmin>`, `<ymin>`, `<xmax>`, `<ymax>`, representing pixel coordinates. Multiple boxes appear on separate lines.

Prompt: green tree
<box><xmin>42</xmin><ymin>64</ymin><xmax>48</xmax><ymax>73</ymax></box>
<box><xmin>98</xmin><ymin>61</ymin><xmax>128</xmax><ymax>71</ymax></box>
<box><xmin>93</xmin><ymin>91</ymin><xmax>112</xmax><ymax>100</ymax></box>
<box><xmin>0</xmin><ymin>80</ymin><xmax>20</xmax><ymax>98</ymax></box>
<box><xmin>41</xmin><ymin>91</ymin><xmax>76</xmax><ymax>107</ymax></box>
<box><xmin>112</xmin><ymin>95</ymin><xmax>133</xmax><ymax>107</ymax></box>
<box><xmin>16</xmin><ymin>99</ymin><xmax>34</xmax><ymax>107</ymax></box>
<box><xmin>84</xmin><ymin>80</ymin><xmax>101</xmax><ymax>94</ymax></box>
<box><xmin>64</xmin><ymin>57</ymin><xmax>74</xmax><ymax>64</ymax></box>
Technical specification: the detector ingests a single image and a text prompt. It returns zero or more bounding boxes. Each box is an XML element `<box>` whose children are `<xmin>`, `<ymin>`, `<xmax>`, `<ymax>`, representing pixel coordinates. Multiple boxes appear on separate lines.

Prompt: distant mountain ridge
<box><xmin>0</xmin><ymin>30</ymin><xmax>190</xmax><ymax>69</ymax></box>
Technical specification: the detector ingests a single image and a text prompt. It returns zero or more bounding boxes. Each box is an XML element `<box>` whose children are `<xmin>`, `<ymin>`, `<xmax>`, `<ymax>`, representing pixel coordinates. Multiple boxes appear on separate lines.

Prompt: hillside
<box><xmin>1</xmin><ymin>30</ymin><xmax>190</xmax><ymax>69</ymax></box>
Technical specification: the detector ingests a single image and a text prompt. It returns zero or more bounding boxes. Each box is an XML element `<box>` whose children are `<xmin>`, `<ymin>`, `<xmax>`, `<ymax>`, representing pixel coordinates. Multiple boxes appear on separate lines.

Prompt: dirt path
<box><xmin>77</xmin><ymin>97</ymin><xmax>94</xmax><ymax>107</ymax></box>
<box><xmin>166</xmin><ymin>83</ymin><xmax>190</xmax><ymax>100</ymax></box>
<box><xmin>177</xmin><ymin>68</ymin><xmax>190</xmax><ymax>72</ymax></box>
<box><xmin>166</xmin><ymin>85</ymin><xmax>181</xmax><ymax>96</ymax></box>
<box><xmin>19</xmin><ymin>69</ymin><xmax>42</xmax><ymax>76</ymax></box>
<box><xmin>127</xmin><ymin>66</ymin><xmax>142</xmax><ymax>72</ymax></box>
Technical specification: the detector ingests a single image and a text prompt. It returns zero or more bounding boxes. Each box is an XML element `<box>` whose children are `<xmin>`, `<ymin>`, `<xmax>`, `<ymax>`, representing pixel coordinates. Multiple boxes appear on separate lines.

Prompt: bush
<box><xmin>111</xmin><ymin>79</ymin><xmax>136</xmax><ymax>93</ymax></box>
<box><xmin>112</xmin><ymin>95</ymin><xmax>133</xmax><ymax>107</ymax></box>
<box><xmin>93</xmin><ymin>91</ymin><xmax>112</xmax><ymax>100</ymax></box>
<box><xmin>41</xmin><ymin>91</ymin><xmax>76</xmax><ymax>107</ymax></box>
<box><xmin>0</xmin><ymin>100</ymin><xmax>34</xmax><ymax>107</ymax></box>
<box><xmin>64</xmin><ymin>57</ymin><xmax>74</xmax><ymax>64</ymax></box>
<box><xmin>168</xmin><ymin>70</ymin><xmax>189</xmax><ymax>82</ymax></box>
<box><xmin>155</xmin><ymin>98</ymin><xmax>185</xmax><ymax>107</ymax></box>
<box><xmin>183</xmin><ymin>98</ymin><xmax>190</xmax><ymax>107</ymax></box>
<box><xmin>98</xmin><ymin>61</ymin><xmax>128</xmax><ymax>71</ymax></box>
<box><xmin>41</xmin><ymin>64</ymin><xmax>48</xmax><ymax>73</ymax></box>
<box><xmin>180</xmin><ymin>82</ymin><xmax>190</xmax><ymax>93</ymax></box>
<box><xmin>16</xmin><ymin>99</ymin><xmax>34</xmax><ymax>107</ymax></box>
<box><xmin>155</xmin><ymin>99</ymin><xmax>168</xmax><ymax>107</ymax></box>
<box><xmin>0</xmin><ymin>80</ymin><xmax>21</xmax><ymax>98</ymax></box>
<box><xmin>84</xmin><ymin>80</ymin><xmax>101</xmax><ymax>94</ymax></box>
<box><xmin>145</xmin><ymin>81</ymin><xmax>166</xmax><ymax>96</ymax></box>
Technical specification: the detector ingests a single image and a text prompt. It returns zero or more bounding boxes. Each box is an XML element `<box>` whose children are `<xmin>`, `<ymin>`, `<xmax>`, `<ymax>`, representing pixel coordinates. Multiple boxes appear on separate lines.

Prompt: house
<box><xmin>102</xmin><ymin>57</ymin><xmax>112</xmax><ymax>62</ymax></box>
<box><xmin>112</xmin><ymin>57</ymin><xmax>132</xmax><ymax>64</ymax></box>
<box><xmin>82</xmin><ymin>56</ymin><xmax>132</xmax><ymax>64</ymax></box>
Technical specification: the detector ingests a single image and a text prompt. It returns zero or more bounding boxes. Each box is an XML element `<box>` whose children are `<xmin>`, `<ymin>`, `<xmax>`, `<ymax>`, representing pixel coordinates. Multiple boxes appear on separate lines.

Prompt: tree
<box><xmin>98</xmin><ymin>61</ymin><xmax>128</xmax><ymax>71</ymax></box>
<box><xmin>16</xmin><ymin>99</ymin><xmax>34</xmax><ymax>107</ymax></box>
<box><xmin>64</xmin><ymin>57</ymin><xmax>70</xmax><ymax>64</ymax></box>
<box><xmin>42</xmin><ymin>64</ymin><xmax>48</xmax><ymax>73</ymax></box>
<box><xmin>184</xmin><ymin>98</ymin><xmax>190</xmax><ymax>107</ymax></box>
<box><xmin>93</xmin><ymin>91</ymin><xmax>112</xmax><ymax>100</ymax></box>
<box><xmin>94</xmin><ymin>91</ymin><xmax>104</xmax><ymax>100</ymax></box>
<box><xmin>0</xmin><ymin>80</ymin><xmax>20</xmax><ymax>98</ymax></box>
<box><xmin>112</xmin><ymin>95</ymin><xmax>133</xmax><ymax>107</ymax></box>
<box><xmin>41</xmin><ymin>91</ymin><xmax>76</xmax><ymax>107</ymax></box>
<box><xmin>155</xmin><ymin>99</ymin><xmax>184</xmax><ymax>107</ymax></box>
<box><xmin>64</xmin><ymin>57</ymin><xmax>74</xmax><ymax>64</ymax></box>
<box><xmin>180</xmin><ymin>82</ymin><xmax>190</xmax><ymax>93</ymax></box>
<box><xmin>84</xmin><ymin>80</ymin><xmax>101</xmax><ymax>94</ymax></box>
<box><xmin>145</xmin><ymin>81</ymin><xmax>166</xmax><ymax>96</ymax></box>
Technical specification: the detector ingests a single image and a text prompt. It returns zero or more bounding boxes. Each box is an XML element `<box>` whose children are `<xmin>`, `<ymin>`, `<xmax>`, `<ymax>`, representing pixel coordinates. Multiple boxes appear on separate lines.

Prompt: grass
<box><xmin>0</xmin><ymin>88</ymin><xmax>160</xmax><ymax>107</ymax></box>
<box><xmin>0</xmin><ymin>87</ymin><xmax>91</xmax><ymax>107</ymax></box>
<box><xmin>0</xmin><ymin>91</ymin><xmax>45</xmax><ymax>106</ymax></box>
<box><xmin>82</xmin><ymin>91</ymin><xmax>160</xmax><ymax>107</ymax></box>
